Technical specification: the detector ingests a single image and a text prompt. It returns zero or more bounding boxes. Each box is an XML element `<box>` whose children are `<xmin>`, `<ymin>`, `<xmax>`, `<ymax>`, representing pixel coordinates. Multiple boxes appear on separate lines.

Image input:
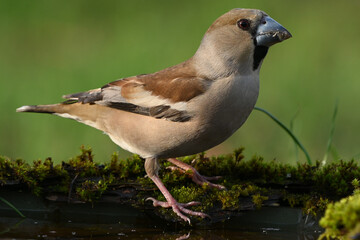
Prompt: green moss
<box><xmin>1</xmin><ymin>147</ymin><xmax>360</xmax><ymax>224</ymax></box>
<box><xmin>281</xmin><ymin>193</ymin><xmax>329</xmax><ymax>217</ymax></box>
<box><xmin>252</xmin><ymin>194</ymin><xmax>269</xmax><ymax>210</ymax></box>
<box><xmin>304</xmin><ymin>197</ymin><xmax>330</xmax><ymax>217</ymax></box>
<box><xmin>76</xmin><ymin>179</ymin><xmax>108</xmax><ymax>203</ymax></box>
<box><xmin>107</xmin><ymin>152</ymin><xmax>145</xmax><ymax>180</ymax></box>
<box><xmin>0</xmin><ymin>155</ymin><xmax>70</xmax><ymax>195</ymax></box>
<box><xmin>319</xmin><ymin>179</ymin><xmax>360</xmax><ymax>240</ymax></box>
<box><xmin>148</xmin><ymin>182</ymin><xmax>269</xmax><ymax>224</ymax></box>
<box><xmin>217</xmin><ymin>184</ymin><xmax>260</xmax><ymax>210</ymax></box>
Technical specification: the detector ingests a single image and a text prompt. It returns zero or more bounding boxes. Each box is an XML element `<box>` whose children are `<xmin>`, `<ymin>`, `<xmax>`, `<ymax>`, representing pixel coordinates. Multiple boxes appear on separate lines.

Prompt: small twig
<box><xmin>68</xmin><ymin>173</ymin><xmax>79</xmax><ymax>203</ymax></box>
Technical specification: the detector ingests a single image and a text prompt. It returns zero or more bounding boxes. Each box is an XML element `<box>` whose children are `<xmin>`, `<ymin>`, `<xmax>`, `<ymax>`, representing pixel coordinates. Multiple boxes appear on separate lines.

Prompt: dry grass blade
<box><xmin>322</xmin><ymin>100</ymin><xmax>339</xmax><ymax>166</ymax></box>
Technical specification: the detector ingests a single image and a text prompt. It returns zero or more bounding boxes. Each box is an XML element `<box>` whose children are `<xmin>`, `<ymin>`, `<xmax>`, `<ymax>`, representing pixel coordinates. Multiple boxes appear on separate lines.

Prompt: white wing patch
<box><xmin>101</xmin><ymin>86</ymin><xmax>188</xmax><ymax>112</ymax></box>
<box><xmin>100</xmin><ymin>86</ymin><xmax>127</xmax><ymax>103</ymax></box>
<box><xmin>127</xmin><ymin>89</ymin><xmax>188</xmax><ymax>111</ymax></box>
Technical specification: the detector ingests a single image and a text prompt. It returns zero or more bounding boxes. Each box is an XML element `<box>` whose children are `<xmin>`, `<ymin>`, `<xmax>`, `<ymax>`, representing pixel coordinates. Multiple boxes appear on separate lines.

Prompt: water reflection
<box><xmin>176</xmin><ymin>232</ymin><xmax>190</xmax><ymax>240</ymax></box>
<box><xmin>0</xmin><ymin>217</ymin><xmax>322</xmax><ymax>240</ymax></box>
<box><xmin>0</xmin><ymin>190</ymin><xmax>324</xmax><ymax>239</ymax></box>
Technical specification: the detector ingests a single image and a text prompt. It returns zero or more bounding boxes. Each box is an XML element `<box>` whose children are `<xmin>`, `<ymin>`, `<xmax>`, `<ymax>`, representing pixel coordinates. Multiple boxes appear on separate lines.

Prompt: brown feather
<box><xmin>107</xmin><ymin>60</ymin><xmax>208</xmax><ymax>103</ymax></box>
<box><xmin>206</xmin><ymin>8</ymin><xmax>264</xmax><ymax>34</ymax></box>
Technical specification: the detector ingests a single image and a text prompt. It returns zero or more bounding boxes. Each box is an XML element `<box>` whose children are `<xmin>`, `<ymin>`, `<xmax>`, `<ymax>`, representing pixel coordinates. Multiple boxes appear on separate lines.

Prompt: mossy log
<box><xmin>1</xmin><ymin>147</ymin><xmax>360</xmax><ymax>229</ymax></box>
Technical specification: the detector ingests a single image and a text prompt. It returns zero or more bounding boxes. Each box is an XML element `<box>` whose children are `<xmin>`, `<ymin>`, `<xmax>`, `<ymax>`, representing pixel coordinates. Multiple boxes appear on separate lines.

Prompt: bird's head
<box><xmin>194</xmin><ymin>8</ymin><xmax>292</xmax><ymax>77</ymax></box>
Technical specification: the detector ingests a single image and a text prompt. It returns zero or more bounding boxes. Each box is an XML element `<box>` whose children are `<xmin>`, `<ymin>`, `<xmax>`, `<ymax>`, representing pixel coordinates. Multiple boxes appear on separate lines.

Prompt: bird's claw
<box><xmin>145</xmin><ymin>197</ymin><xmax>210</xmax><ymax>224</ymax></box>
<box><xmin>166</xmin><ymin>158</ymin><xmax>226</xmax><ymax>190</ymax></box>
<box><xmin>192</xmin><ymin>172</ymin><xmax>226</xmax><ymax>190</ymax></box>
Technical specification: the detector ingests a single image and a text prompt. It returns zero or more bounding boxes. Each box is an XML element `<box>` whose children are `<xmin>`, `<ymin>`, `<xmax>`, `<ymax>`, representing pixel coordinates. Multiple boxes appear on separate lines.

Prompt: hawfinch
<box><xmin>17</xmin><ymin>8</ymin><xmax>291</xmax><ymax>224</ymax></box>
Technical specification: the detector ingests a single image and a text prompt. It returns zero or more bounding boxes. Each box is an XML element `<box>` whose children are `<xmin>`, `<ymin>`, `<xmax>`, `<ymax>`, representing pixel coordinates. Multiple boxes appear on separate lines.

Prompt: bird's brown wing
<box><xmin>63</xmin><ymin>64</ymin><xmax>209</xmax><ymax>122</ymax></box>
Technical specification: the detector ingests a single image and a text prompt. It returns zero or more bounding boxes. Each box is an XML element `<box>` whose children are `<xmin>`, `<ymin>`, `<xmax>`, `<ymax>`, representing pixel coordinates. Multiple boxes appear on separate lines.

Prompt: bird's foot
<box><xmin>146</xmin><ymin>197</ymin><xmax>210</xmax><ymax>224</ymax></box>
<box><xmin>167</xmin><ymin>158</ymin><xmax>226</xmax><ymax>190</ymax></box>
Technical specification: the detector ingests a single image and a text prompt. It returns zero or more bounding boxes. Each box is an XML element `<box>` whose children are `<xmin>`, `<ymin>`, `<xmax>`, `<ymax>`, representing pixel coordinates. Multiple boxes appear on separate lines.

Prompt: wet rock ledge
<box><xmin>0</xmin><ymin>147</ymin><xmax>359</xmax><ymax>238</ymax></box>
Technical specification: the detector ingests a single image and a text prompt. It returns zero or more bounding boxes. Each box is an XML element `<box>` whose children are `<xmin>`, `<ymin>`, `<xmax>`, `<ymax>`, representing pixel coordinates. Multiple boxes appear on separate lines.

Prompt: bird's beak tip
<box><xmin>256</xmin><ymin>16</ymin><xmax>292</xmax><ymax>47</ymax></box>
<box><xmin>280</xmin><ymin>30</ymin><xmax>292</xmax><ymax>41</ymax></box>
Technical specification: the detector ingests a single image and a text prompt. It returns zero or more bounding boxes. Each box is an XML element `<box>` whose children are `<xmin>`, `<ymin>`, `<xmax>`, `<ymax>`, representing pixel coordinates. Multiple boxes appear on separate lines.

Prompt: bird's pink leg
<box><xmin>144</xmin><ymin>157</ymin><xmax>209</xmax><ymax>224</ymax></box>
<box><xmin>167</xmin><ymin>158</ymin><xmax>226</xmax><ymax>190</ymax></box>
<box><xmin>146</xmin><ymin>174</ymin><xmax>210</xmax><ymax>224</ymax></box>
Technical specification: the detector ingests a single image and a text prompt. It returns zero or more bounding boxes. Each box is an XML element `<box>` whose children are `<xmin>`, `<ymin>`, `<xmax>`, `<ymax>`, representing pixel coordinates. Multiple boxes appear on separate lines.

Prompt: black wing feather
<box><xmin>62</xmin><ymin>86</ymin><xmax>192</xmax><ymax>122</ymax></box>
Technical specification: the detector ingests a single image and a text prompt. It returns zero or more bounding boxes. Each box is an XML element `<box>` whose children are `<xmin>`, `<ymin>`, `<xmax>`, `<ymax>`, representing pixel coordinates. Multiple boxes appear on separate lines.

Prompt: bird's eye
<box><xmin>237</xmin><ymin>19</ymin><xmax>250</xmax><ymax>30</ymax></box>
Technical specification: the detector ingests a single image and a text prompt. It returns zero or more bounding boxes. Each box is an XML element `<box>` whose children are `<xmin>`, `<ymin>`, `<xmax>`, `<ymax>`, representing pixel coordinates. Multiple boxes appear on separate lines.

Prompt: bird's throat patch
<box><xmin>253</xmin><ymin>45</ymin><xmax>268</xmax><ymax>70</ymax></box>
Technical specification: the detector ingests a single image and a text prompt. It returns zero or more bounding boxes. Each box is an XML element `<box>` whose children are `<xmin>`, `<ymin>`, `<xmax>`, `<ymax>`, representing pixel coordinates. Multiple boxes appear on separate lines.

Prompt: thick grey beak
<box><xmin>256</xmin><ymin>16</ymin><xmax>292</xmax><ymax>47</ymax></box>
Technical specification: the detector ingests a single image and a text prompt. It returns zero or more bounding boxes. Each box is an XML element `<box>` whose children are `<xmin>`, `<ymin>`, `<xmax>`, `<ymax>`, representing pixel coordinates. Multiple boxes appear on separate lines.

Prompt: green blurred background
<box><xmin>1</xmin><ymin>0</ymin><xmax>359</xmax><ymax>164</ymax></box>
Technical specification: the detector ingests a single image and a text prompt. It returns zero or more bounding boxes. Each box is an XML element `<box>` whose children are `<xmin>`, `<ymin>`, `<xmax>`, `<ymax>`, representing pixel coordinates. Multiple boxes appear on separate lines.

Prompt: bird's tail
<box><xmin>16</xmin><ymin>104</ymin><xmax>65</xmax><ymax>114</ymax></box>
<box><xmin>16</xmin><ymin>102</ymin><xmax>103</xmax><ymax>130</ymax></box>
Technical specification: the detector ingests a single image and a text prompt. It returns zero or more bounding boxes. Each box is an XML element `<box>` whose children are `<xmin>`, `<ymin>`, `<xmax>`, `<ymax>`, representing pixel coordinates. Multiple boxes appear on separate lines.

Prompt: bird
<box><xmin>17</xmin><ymin>8</ymin><xmax>291</xmax><ymax>224</ymax></box>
